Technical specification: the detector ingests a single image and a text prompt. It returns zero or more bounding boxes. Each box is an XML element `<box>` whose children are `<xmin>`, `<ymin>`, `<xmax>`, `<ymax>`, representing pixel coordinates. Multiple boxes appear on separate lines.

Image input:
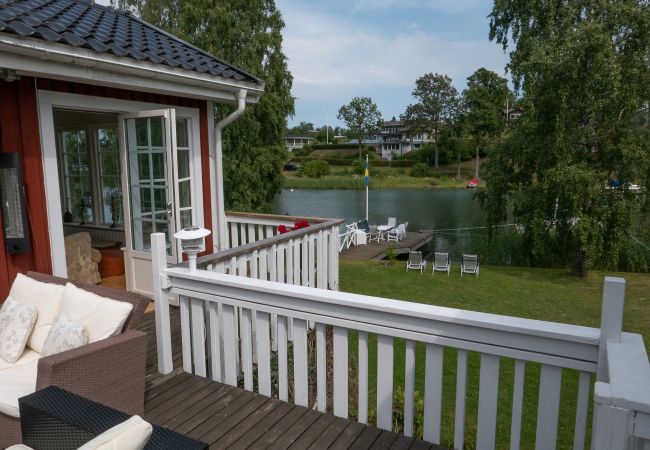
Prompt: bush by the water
<box><xmin>410</xmin><ymin>162</ymin><xmax>430</xmax><ymax>177</ymax></box>
<box><xmin>298</xmin><ymin>159</ymin><xmax>330</xmax><ymax>178</ymax></box>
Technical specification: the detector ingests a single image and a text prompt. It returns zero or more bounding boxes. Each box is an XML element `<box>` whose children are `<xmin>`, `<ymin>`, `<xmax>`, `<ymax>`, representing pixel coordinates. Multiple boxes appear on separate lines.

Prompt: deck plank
<box><xmin>139</xmin><ymin>309</ymin><xmax>444</xmax><ymax>449</ymax></box>
<box><xmin>340</xmin><ymin>231</ymin><xmax>433</xmax><ymax>261</ymax></box>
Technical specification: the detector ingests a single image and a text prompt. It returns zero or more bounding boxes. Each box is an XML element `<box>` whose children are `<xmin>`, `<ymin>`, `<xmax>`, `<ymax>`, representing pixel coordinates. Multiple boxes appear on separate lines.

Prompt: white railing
<box><xmin>193</xmin><ymin>212</ymin><xmax>342</xmax><ymax>291</ymax></box>
<box><xmin>152</xmin><ymin>234</ymin><xmax>650</xmax><ymax>449</ymax></box>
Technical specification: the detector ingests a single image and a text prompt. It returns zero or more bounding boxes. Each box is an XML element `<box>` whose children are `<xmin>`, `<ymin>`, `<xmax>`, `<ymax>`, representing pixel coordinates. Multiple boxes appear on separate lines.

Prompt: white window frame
<box><xmin>38</xmin><ymin>90</ymin><xmax>204</xmax><ymax>278</ymax></box>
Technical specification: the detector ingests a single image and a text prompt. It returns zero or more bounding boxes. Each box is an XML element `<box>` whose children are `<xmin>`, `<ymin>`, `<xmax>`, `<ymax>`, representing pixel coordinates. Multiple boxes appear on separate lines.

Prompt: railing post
<box><xmin>152</xmin><ymin>233</ymin><xmax>173</xmax><ymax>374</ymax></box>
<box><xmin>592</xmin><ymin>383</ymin><xmax>635</xmax><ymax>450</ymax></box>
<box><xmin>597</xmin><ymin>277</ymin><xmax>625</xmax><ymax>382</ymax></box>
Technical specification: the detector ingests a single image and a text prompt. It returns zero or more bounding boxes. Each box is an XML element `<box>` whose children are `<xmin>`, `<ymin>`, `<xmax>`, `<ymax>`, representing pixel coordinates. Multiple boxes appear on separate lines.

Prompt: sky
<box><xmin>276</xmin><ymin>0</ymin><xmax>510</xmax><ymax>128</ymax></box>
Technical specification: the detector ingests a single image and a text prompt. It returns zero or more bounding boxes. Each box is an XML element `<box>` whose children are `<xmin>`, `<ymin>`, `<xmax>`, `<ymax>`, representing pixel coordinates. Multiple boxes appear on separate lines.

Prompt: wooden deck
<box><xmin>139</xmin><ymin>310</ymin><xmax>442</xmax><ymax>449</ymax></box>
<box><xmin>340</xmin><ymin>232</ymin><xmax>433</xmax><ymax>261</ymax></box>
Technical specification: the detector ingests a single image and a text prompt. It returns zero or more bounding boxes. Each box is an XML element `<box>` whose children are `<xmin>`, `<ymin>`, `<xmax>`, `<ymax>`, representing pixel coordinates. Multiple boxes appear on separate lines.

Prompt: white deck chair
<box><xmin>461</xmin><ymin>254</ymin><xmax>480</xmax><ymax>277</ymax></box>
<box><xmin>387</xmin><ymin>217</ymin><xmax>397</xmax><ymax>228</ymax></box>
<box><xmin>388</xmin><ymin>223</ymin><xmax>405</xmax><ymax>242</ymax></box>
<box><xmin>406</xmin><ymin>251</ymin><xmax>426</xmax><ymax>273</ymax></box>
<box><xmin>368</xmin><ymin>225</ymin><xmax>381</xmax><ymax>243</ymax></box>
<box><xmin>432</xmin><ymin>252</ymin><xmax>450</xmax><ymax>276</ymax></box>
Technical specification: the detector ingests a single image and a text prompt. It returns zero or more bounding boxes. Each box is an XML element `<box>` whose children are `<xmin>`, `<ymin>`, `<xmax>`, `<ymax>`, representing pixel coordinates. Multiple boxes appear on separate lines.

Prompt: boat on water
<box><xmin>466</xmin><ymin>178</ymin><xmax>479</xmax><ymax>189</ymax></box>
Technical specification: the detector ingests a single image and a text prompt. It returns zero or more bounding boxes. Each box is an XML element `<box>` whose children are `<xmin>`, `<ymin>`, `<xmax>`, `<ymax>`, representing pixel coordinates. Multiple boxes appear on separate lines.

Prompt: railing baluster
<box><xmin>250</xmin><ymin>250</ymin><xmax>258</xmax><ymax>278</ymax></box>
<box><xmin>277</xmin><ymin>243</ymin><xmax>285</xmax><ymax>284</ymax></box>
<box><xmin>308</xmin><ymin>234</ymin><xmax>315</xmax><ymax>287</ymax></box>
<box><xmin>573</xmin><ymin>371</ymin><xmax>591</xmax><ymax>450</ymax></box>
<box><xmin>221</xmin><ymin>303</ymin><xmax>238</xmax><ymax>385</ymax></box>
<box><xmin>316</xmin><ymin>323</ymin><xmax>327</xmax><ymax>412</ymax></box>
<box><xmin>510</xmin><ymin>359</ymin><xmax>525</xmax><ymax>450</ymax></box>
<box><xmin>377</xmin><ymin>335</ymin><xmax>394</xmax><ymax>431</ymax></box>
<box><xmin>535</xmin><ymin>365</ymin><xmax>562</xmax><ymax>450</ymax></box>
<box><xmin>333</xmin><ymin>326</ymin><xmax>348</xmax><ymax>418</ymax></box>
<box><xmin>255</xmin><ymin>311</ymin><xmax>271</xmax><ymax>396</ymax></box>
<box><xmin>179</xmin><ymin>295</ymin><xmax>192</xmax><ymax>373</ymax></box>
<box><xmin>229</xmin><ymin>256</ymin><xmax>237</xmax><ymax>275</ymax></box>
<box><xmin>301</xmin><ymin>235</ymin><xmax>309</xmax><ymax>287</ymax></box>
<box><xmin>240</xmin><ymin>223</ymin><xmax>248</xmax><ymax>245</ymax></box>
<box><xmin>286</xmin><ymin>239</ymin><xmax>294</xmax><ymax>284</ymax></box>
<box><xmin>269</xmin><ymin>244</ymin><xmax>277</xmax><ymax>282</ymax></box>
<box><xmin>190</xmin><ymin>298</ymin><xmax>207</xmax><ymax>377</ymax></box>
<box><xmin>359</xmin><ymin>331</ymin><xmax>369</xmax><ymax>424</ymax></box>
<box><xmin>277</xmin><ymin>315</ymin><xmax>288</xmax><ymax>401</ymax></box>
<box><xmin>424</xmin><ymin>343</ymin><xmax>444</xmax><ymax>443</ymax></box>
<box><xmin>293</xmin><ymin>318</ymin><xmax>309</xmax><ymax>407</ymax></box>
<box><xmin>293</xmin><ymin>239</ymin><xmax>300</xmax><ymax>285</ymax></box>
<box><xmin>317</xmin><ymin>230</ymin><xmax>325</xmax><ymax>289</ymax></box>
<box><xmin>477</xmin><ymin>353</ymin><xmax>500</xmax><ymax>450</ymax></box>
<box><xmin>207</xmin><ymin>302</ymin><xmax>222</xmax><ymax>382</ymax></box>
<box><xmin>265</xmin><ymin>225</ymin><xmax>274</xmax><ymax>239</ymax></box>
<box><xmin>241</xmin><ymin>308</ymin><xmax>253</xmax><ymax>390</ymax></box>
<box><xmin>259</xmin><ymin>248</ymin><xmax>268</xmax><ymax>281</ymax></box>
<box><xmin>455</xmin><ymin>349</ymin><xmax>468</xmax><ymax>449</ymax></box>
<box><xmin>230</xmin><ymin>222</ymin><xmax>238</xmax><ymax>248</ymax></box>
<box><xmin>247</xmin><ymin>223</ymin><xmax>255</xmax><ymax>244</ymax></box>
<box><xmin>237</xmin><ymin>255</ymin><xmax>246</xmax><ymax>277</ymax></box>
<box><xmin>404</xmin><ymin>340</ymin><xmax>415</xmax><ymax>436</ymax></box>
<box><xmin>328</xmin><ymin>227</ymin><xmax>337</xmax><ymax>290</ymax></box>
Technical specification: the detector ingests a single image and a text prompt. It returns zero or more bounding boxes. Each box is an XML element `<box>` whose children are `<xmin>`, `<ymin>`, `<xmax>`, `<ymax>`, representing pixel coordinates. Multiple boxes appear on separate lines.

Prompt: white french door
<box><xmin>119</xmin><ymin>108</ymin><xmax>192</xmax><ymax>296</ymax></box>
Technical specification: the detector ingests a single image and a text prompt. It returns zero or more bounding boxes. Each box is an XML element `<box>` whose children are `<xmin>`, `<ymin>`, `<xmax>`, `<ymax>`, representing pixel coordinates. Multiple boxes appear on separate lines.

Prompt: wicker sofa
<box><xmin>0</xmin><ymin>272</ymin><xmax>149</xmax><ymax>449</ymax></box>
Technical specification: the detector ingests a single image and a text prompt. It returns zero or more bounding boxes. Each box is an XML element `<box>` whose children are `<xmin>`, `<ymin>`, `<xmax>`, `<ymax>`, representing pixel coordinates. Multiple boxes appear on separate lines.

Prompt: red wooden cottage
<box><xmin>0</xmin><ymin>0</ymin><xmax>265</xmax><ymax>298</ymax></box>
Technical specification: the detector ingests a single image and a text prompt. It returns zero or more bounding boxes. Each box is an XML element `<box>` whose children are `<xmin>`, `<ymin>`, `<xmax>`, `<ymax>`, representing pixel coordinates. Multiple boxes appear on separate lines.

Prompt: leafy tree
<box><xmin>483</xmin><ymin>0</ymin><xmax>650</xmax><ymax>276</ymax></box>
<box><xmin>402</xmin><ymin>73</ymin><xmax>459</xmax><ymax>168</ymax></box>
<box><xmin>462</xmin><ymin>68</ymin><xmax>510</xmax><ymax>179</ymax></box>
<box><xmin>287</xmin><ymin>121</ymin><xmax>314</xmax><ymax>136</ymax></box>
<box><xmin>113</xmin><ymin>0</ymin><xmax>294</xmax><ymax>212</ymax></box>
<box><xmin>337</xmin><ymin>97</ymin><xmax>383</xmax><ymax>159</ymax></box>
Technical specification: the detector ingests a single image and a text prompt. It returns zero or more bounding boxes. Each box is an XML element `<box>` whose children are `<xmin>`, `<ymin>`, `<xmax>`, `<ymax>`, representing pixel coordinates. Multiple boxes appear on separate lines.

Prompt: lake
<box><xmin>273</xmin><ymin>188</ymin><xmax>488</xmax><ymax>255</ymax></box>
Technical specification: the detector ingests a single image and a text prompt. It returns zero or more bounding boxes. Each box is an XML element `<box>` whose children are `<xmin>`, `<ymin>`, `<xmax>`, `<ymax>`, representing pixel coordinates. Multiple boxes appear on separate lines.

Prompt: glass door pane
<box><xmin>124</xmin><ymin>114</ymin><xmax>174</xmax><ymax>256</ymax></box>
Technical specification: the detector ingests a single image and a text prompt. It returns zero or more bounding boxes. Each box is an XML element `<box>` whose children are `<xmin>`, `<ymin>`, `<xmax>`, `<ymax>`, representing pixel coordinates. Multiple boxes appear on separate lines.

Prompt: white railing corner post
<box><xmin>592</xmin><ymin>382</ymin><xmax>635</xmax><ymax>450</ymax></box>
<box><xmin>597</xmin><ymin>276</ymin><xmax>626</xmax><ymax>382</ymax></box>
<box><xmin>151</xmin><ymin>232</ymin><xmax>173</xmax><ymax>374</ymax></box>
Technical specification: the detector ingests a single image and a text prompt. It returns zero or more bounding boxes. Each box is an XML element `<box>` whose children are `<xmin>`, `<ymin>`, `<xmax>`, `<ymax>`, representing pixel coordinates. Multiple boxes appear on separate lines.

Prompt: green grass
<box><xmin>338</xmin><ymin>261</ymin><xmax>650</xmax><ymax>449</ymax></box>
<box><xmin>283</xmin><ymin>174</ymin><xmax>478</xmax><ymax>189</ymax></box>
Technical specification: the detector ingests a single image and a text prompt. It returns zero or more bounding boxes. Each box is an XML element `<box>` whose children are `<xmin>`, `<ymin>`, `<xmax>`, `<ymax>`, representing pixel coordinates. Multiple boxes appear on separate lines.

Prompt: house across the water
<box><xmin>0</xmin><ymin>0</ymin><xmax>264</xmax><ymax>298</ymax></box>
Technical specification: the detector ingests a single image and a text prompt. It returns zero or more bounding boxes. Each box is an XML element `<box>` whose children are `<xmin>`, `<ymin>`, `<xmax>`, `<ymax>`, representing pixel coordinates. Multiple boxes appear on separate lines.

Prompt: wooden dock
<box><xmin>140</xmin><ymin>310</ymin><xmax>443</xmax><ymax>449</ymax></box>
<box><xmin>340</xmin><ymin>232</ymin><xmax>433</xmax><ymax>261</ymax></box>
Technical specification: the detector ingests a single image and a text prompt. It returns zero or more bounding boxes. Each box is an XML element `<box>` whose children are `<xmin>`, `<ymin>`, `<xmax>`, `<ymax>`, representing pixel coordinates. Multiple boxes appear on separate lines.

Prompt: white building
<box><xmin>282</xmin><ymin>136</ymin><xmax>315</xmax><ymax>152</ymax></box>
<box><xmin>377</xmin><ymin>119</ymin><xmax>432</xmax><ymax>160</ymax></box>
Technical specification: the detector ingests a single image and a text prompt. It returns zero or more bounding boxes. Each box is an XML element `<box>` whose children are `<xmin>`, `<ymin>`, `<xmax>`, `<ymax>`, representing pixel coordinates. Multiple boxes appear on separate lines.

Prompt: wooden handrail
<box><xmin>225</xmin><ymin>211</ymin><xmax>333</xmax><ymax>224</ymax></box>
<box><xmin>173</xmin><ymin>217</ymin><xmax>344</xmax><ymax>269</ymax></box>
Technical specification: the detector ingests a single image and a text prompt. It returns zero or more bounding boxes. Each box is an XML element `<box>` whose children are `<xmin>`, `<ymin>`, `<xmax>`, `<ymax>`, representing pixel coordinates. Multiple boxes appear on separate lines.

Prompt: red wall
<box><xmin>0</xmin><ymin>77</ymin><xmax>214</xmax><ymax>299</ymax></box>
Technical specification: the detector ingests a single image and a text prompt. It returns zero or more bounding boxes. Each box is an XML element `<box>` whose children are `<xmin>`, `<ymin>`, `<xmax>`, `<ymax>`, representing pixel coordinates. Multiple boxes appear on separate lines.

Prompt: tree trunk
<box><xmin>434</xmin><ymin>147</ymin><xmax>439</xmax><ymax>168</ymax></box>
<box><xmin>358</xmin><ymin>141</ymin><xmax>362</xmax><ymax>160</ymax></box>
<box><xmin>456</xmin><ymin>150</ymin><xmax>461</xmax><ymax>180</ymax></box>
<box><xmin>474</xmin><ymin>143</ymin><xmax>480</xmax><ymax>180</ymax></box>
<box><xmin>571</xmin><ymin>249</ymin><xmax>588</xmax><ymax>277</ymax></box>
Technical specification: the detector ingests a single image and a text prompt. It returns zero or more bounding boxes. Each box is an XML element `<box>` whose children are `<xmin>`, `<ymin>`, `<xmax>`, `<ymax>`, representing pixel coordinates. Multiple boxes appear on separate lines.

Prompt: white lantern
<box><xmin>173</xmin><ymin>226</ymin><xmax>211</xmax><ymax>272</ymax></box>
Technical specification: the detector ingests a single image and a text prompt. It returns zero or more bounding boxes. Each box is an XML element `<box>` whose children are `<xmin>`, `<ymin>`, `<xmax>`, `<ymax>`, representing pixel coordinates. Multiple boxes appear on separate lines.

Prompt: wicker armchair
<box><xmin>0</xmin><ymin>272</ymin><xmax>149</xmax><ymax>449</ymax></box>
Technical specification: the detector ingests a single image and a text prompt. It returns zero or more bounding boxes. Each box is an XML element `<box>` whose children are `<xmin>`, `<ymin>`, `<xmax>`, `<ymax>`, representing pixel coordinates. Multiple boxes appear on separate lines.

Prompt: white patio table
<box><xmin>377</xmin><ymin>225</ymin><xmax>393</xmax><ymax>240</ymax></box>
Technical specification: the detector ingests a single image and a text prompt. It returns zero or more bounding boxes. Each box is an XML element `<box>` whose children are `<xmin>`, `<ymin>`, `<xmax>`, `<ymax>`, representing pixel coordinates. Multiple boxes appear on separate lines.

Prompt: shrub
<box><xmin>390</xmin><ymin>159</ymin><xmax>417</xmax><ymax>168</ymax></box>
<box><xmin>298</xmin><ymin>159</ymin><xmax>330</xmax><ymax>178</ymax></box>
<box><xmin>291</xmin><ymin>147</ymin><xmax>312</xmax><ymax>157</ymax></box>
<box><xmin>311</xmin><ymin>143</ymin><xmax>358</xmax><ymax>150</ymax></box>
<box><xmin>410</xmin><ymin>162</ymin><xmax>430</xmax><ymax>177</ymax></box>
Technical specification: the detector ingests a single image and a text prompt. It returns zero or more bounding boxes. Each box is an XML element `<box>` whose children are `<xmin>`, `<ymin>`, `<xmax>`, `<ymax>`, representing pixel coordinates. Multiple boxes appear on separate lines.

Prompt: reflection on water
<box><xmin>273</xmin><ymin>189</ymin><xmax>487</xmax><ymax>257</ymax></box>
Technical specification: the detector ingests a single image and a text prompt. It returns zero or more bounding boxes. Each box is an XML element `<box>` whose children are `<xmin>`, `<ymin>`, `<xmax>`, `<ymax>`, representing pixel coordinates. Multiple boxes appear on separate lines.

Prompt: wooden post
<box><xmin>151</xmin><ymin>233</ymin><xmax>173</xmax><ymax>374</ymax></box>
<box><xmin>592</xmin><ymin>383</ymin><xmax>634</xmax><ymax>450</ymax></box>
<box><xmin>598</xmin><ymin>277</ymin><xmax>626</xmax><ymax>382</ymax></box>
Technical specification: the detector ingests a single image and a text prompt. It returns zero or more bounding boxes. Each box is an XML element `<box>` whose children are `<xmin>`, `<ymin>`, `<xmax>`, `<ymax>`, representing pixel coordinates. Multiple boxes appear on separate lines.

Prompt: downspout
<box><xmin>212</xmin><ymin>89</ymin><xmax>247</xmax><ymax>251</ymax></box>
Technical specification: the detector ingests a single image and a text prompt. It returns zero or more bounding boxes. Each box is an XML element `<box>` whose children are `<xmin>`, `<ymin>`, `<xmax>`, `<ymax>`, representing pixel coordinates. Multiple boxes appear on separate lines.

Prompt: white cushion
<box><xmin>0</xmin><ymin>298</ymin><xmax>38</xmax><ymax>364</ymax></box>
<box><xmin>78</xmin><ymin>415</ymin><xmax>153</xmax><ymax>450</ymax></box>
<box><xmin>61</xmin><ymin>283</ymin><xmax>133</xmax><ymax>344</ymax></box>
<box><xmin>9</xmin><ymin>274</ymin><xmax>65</xmax><ymax>353</ymax></box>
<box><xmin>6</xmin><ymin>445</ymin><xmax>34</xmax><ymax>450</ymax></box>
<box><xmin>42</xmin><ymin>312</ymin><xmax>89</xmax><ymax>357</ymax></box>
<box><xmin>0</xmin><ymin>350</ymin><xmax>39</xmax><ymax>417</ymax></box>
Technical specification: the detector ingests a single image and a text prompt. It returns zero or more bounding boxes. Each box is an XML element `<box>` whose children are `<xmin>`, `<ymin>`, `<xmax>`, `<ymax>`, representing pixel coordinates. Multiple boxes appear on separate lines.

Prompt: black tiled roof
<box><xmin>0</xmin><ymin>0</ymin><xmax>261</xmax><ymax>84</ymax></box>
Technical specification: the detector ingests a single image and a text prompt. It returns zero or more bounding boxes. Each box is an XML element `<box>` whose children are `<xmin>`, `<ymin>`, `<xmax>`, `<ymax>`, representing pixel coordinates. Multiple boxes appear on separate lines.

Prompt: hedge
<box><xmin>289</xmin><ymin>157</ymin><xmax>418</xmax><ymax>168</ymax></box>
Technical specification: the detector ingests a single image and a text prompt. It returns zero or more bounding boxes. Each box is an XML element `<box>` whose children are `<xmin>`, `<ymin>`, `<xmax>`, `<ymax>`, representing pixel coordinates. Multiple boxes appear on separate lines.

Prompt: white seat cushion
<box><xmin>61</xmin><ymin>283</ymin><xmax>133</xmax><ymax>344</ymax></box>
<box><xmin>78</xmin><ymin>415</ymin><xmax>153</xmax><ymax>450</ymax></box>
<box><xmin>0</xmin><ymin>349</ymin><xmax>39</xmax><ymax>418</ymax></box>
<box><xmin>0</xmin><ymin>298</ymin><xmax>38</xmax><ymax>364</ymax></box>
<box><xmin>6</xmin><ymin>445</ymin><xmax>34</xmax><ymax>450</ymax></box>
<box><xmin>9</xmin><ymin>274</ymin><xmax>65</xmax><ymax>353</ymax></box>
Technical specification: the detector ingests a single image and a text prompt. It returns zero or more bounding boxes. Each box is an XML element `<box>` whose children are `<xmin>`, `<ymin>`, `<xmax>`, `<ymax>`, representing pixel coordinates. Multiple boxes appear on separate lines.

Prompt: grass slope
<box><xmin>338</xmin><ymin>261</ymin><xmax>650</xmax><ymax>449</ymax></box>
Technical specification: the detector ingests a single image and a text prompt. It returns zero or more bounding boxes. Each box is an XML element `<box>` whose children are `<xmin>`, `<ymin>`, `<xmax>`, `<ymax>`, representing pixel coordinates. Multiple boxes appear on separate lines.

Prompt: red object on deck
<box><xmin>277</xmin><ymin>221</ymin><xmax>310</xmax><ymax>234</ymax></box>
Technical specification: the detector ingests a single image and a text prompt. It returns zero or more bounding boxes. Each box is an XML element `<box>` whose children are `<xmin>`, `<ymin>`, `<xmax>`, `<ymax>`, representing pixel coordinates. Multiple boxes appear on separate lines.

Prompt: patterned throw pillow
<box><xmin>0</xmin><ymin>297</ymin><xmax>38</xmax><ymax>364</ymax></box>
<box><xmin>41</xmin><ymin>312</ymin><xmax>89</xmax><ymax>357</ymax></box>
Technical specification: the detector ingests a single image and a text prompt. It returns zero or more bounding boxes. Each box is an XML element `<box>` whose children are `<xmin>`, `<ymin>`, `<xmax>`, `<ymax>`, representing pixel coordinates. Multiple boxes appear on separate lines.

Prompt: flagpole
<box><xmin>365</xmin><ymin>154</ymin><xmax>369</xmax><ymax>221</ymax></box>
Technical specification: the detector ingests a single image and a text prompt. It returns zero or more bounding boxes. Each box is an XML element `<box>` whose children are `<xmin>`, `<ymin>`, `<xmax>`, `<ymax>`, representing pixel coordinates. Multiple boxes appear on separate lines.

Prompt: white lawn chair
<box><xmin>387</xmin><ymin>217</ymin><xmax>397</xmax><ymax>228</ymax></box>
<box><xmin>368</xmin><ymin>225</ymin><xmax>381</xmax><ymax>243</ymax></box>
<box><xmin>406</xmin><ymin>251</ymin><xmax>426</xmax><ymax>273</ymax></box>
<box><xmin>461</xmin><ymin>254</ymin><xmax>480</xmax><ymax>277</ymax></box>
<box><xmin>432</xmin><ymin>252</ymin><xmax>450</xmax><ymax>276</ymax></box>
<box><xmin>388</xmin><ymin>223</ymin><xmax>406</xmax><ymax>242</ymax></box>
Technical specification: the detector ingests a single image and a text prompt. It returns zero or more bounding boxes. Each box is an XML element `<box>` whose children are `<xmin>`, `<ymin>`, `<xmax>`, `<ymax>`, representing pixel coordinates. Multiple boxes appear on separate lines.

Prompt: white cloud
<box><xmin>280</xmin><ymin>1</ymin><xmax>508</xmax><ymax>103</ymax></box>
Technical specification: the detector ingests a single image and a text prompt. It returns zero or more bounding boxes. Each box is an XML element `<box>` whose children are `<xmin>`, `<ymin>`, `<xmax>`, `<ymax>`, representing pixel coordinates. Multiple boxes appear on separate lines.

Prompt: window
<box><xmin>175</xmin><ymin>118</ymin><xmax>194</xmax><ymax>230</ymax></box>
<box><xmin>57</xmin><ymin>125</ymin><xmax>122</xmax><ymax>227</ymax></box>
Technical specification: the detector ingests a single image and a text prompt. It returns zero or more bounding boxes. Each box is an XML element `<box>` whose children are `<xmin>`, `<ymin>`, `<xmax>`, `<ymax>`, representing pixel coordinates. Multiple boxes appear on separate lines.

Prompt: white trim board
<box><xmin>0</xmin><ymin>35</ymin><xmax>263</xmax><ymax>104</ymax></box>
<box><xmin>38</xmin><ymin>90</ymin><xmax>205</xmax><ymax>278</ymax></box>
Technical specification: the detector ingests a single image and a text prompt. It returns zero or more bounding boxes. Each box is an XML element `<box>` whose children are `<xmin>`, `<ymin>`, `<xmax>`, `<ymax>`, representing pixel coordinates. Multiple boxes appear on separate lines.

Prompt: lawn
<box><xmin>337</xmin><ymin>260</ymin><xmax>650</xmax><ymax>449</ymax></box>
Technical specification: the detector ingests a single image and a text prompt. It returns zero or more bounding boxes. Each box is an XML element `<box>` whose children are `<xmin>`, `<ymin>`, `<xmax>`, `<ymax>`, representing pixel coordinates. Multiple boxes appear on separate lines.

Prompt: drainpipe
<box><xmin>212</xmin><ymin>89</ymin><xmax>247</xmax><ymax>251</ymax></box>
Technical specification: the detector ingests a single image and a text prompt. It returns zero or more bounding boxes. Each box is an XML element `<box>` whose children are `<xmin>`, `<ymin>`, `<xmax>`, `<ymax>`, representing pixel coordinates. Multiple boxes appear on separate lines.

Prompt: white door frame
<box><xmin>37</xmin><ymin>90</ymin><xmax>204</xmax><ymax>283</ymax></box>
